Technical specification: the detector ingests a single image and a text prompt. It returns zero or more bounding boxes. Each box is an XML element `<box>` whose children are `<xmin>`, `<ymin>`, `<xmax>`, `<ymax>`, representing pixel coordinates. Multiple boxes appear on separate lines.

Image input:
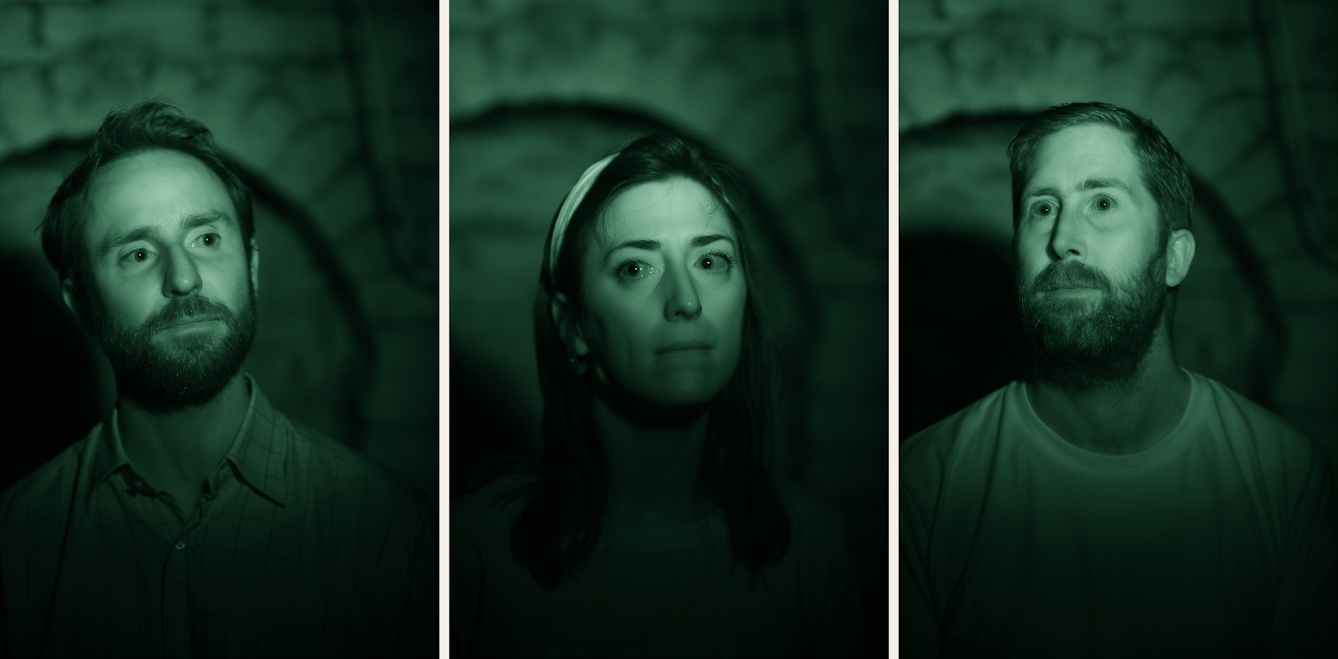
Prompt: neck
<box><xmin>1027</xmin><ymin>326</ymin><xmax>1190</xmax><ymax>455</ymax></box>
<box><xmin>591</xmin><ymin>391</ymin><xmax>712</xmax><ymax>530</ymax></box>
<box><xmin>117</xmin><ymin>373</ymin><xmax>250</xmax><ymax>496</ymax></box>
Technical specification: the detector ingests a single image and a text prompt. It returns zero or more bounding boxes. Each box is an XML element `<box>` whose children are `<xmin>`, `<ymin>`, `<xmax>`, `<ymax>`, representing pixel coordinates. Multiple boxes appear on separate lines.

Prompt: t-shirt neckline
<box><xmin>1016</xmin><ymin>367</ymin><xmax>1201</xmax><ymax>474</ymax></box>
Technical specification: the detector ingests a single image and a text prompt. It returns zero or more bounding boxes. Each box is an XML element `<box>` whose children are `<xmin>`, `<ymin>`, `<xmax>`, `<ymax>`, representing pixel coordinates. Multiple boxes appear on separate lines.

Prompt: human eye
<box><xmin>697</xmin><ymin>250</ymin><xmax>736</xmax><ymax>274</ymax></box>
<box><xmin>121</xmin><ymin>247</ymin><xmax>153</xmax><ymax>265</ymax></box>
<box><xmin>1030</xmin><ymin>200</ymin><xmax>1057</xmax><ymax>218</ymax></box>
<box><xmin>190</xmin><ymin>232</ymin><xmax>222</xmax><ymax>249</ymax></box>
<box><xmin>614</xmin><ymin>258</ymin><xmax>655</xmax><ymax>281</ymax></box>
<box><xmin>1090</xmin><ymin>195</ymin><xmax>1116</xmax><ymax>212</ymax></box>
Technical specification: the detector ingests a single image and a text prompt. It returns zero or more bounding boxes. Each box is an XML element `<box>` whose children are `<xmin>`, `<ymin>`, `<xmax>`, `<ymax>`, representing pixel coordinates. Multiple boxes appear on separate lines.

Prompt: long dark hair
<box><xmin>497</xmin><ymin>131</ymin><xmax>790</xmax><ymax>589</ymax></box>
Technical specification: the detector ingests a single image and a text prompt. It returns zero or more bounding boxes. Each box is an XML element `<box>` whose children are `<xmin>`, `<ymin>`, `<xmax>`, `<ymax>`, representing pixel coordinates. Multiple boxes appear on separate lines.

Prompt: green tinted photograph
<box><xmin>0</xmin><ymin>2</ymin><xmax>439</xmax><ymax>656</ymax></box>
<box><xmin>899</xmin><ymin>0</ymin><xmax>1338</xmax><ymax>657</ymax></box>
<box><xmin>449</xmin><ymin>1</ymin><xmax>890</xmax><ymax>657</ymax></box>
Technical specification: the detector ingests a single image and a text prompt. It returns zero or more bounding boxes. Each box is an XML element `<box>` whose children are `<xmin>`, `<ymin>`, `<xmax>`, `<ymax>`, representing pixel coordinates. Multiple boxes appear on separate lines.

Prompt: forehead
<box><xmin>86</xmin><ymin>149</ymin><xmax>233</xmax><ymax>234</ymax></box>
<box><xmin>1026</xmin><ymin>124</ymin><xmax>1142</xmax><ymax>190</ymax></box>
<box><xmin>597</xmin><ymin>178</ymin><xmax>735</xmax><ymax>242</ymax></box>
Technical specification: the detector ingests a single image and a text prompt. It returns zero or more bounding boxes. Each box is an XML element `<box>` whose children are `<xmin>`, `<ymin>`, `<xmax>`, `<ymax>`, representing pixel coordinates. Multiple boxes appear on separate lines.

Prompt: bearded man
<box><xmin>0</xmin><ymin>100</ymin><xmax>435</xmax><ymax>657</ymax></box>
<box><xmin>900</xmin><ymin>102</ymin><xmax>1336</xmax><ymax>657</ymax></box>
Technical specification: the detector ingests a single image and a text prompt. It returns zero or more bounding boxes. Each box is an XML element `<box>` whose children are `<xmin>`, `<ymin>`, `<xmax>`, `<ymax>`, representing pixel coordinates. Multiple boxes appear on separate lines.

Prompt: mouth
<box><xmin>163</xmin><ymin>316</ymin><xmax>221</xmax><ymax>330</ymax></box>
<box><xmin>1041</xmin><ymin>287</ymin><xmax>1101</xmax><ymax>298</ymax></box>
<box><xmin>657</xmin><ymin>341</ymin><xmax>711</xmax><ymax>354</ymax></box>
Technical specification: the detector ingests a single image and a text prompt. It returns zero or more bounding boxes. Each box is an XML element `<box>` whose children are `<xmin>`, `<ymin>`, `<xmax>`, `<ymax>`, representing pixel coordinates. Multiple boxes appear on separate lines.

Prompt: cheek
<box><xmin>1018</xmin><ymin>234</ymin><xmax>1050</xmax><ymax>270</ymax></box>
<box><xmin>205</xmin><ymin>261</ymin><xmax>252</xmax><ymax>305</ymax></box>
<box><xmin>583</xmin><ymin>297</ymin><xmax>650</xmax><ymax>356</ymax></box>
<box><xmin>723</xmin><ymin>286</ymin><xmax>746</xmax><ymax>335</ymax></box>
<box><xmin>98</xmin><ymin>278</ymin><xmax>156</xmax><ymax>327</ymax></box>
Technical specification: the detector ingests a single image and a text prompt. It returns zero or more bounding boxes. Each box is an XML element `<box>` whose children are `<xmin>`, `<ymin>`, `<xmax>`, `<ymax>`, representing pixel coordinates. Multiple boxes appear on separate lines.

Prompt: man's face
<box><xmin>1013</xmin><ymin>124</ymin><xmax>1168</xmax><ymax>387</ymax></box>
<box><xmin>71</xmin><ymin>149</ymin><xmax>257</xmax><ymax>409</ymax></box>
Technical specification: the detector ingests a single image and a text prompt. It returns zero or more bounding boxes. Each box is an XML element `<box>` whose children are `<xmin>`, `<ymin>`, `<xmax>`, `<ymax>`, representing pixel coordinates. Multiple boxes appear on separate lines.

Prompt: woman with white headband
<box><xmin>451</xmin><ymin>132</ymin><xmax>858</xmax><ymax>658</ymax></box>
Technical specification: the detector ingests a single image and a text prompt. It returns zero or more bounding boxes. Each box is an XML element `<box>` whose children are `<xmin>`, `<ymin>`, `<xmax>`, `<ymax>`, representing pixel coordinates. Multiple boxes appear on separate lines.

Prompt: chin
<box><xmin>631</xmin><ymin>374</ymin><xmax>730</xmax><ymax>408</ymax></box>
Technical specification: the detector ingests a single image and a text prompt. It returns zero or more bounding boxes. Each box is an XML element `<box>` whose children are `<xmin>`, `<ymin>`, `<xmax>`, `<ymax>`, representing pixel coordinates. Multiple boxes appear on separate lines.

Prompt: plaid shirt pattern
<box><xmin>0</xmin><ymin>374</ymin><xmax>437</xmax><ymax>658</ymax></box>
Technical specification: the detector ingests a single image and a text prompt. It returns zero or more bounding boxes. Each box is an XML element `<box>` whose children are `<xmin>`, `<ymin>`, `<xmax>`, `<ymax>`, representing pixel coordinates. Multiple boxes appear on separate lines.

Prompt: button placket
<box><xmin>163</xmin><ymin>534</ymin><xmax>191</xmax><ymax>654</ymax></box>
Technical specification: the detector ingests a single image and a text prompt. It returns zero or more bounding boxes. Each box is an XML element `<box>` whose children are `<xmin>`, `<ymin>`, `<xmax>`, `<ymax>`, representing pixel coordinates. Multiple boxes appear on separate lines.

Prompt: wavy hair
<box><xmin>494</xmin><ymin>131</ymin><xmax>791</xmax><ymax>589</ymax></box>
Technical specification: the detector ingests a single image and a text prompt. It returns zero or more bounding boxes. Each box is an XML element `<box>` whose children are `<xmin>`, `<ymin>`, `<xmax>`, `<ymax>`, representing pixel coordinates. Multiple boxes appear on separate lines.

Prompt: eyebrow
<box><xmin>100</xmin><ymin>211</ymin><xmax>234</xmax><ymax>254</ymax></box>
<box><xmin>1024</xmin><ymin>177</ymin><xmax>1138</xmax><ymax>201</ymax></box>
<box><xmin>604</xmin><ymin>234</ymin><xmax>736</xmax><ymax>260</ymax></box>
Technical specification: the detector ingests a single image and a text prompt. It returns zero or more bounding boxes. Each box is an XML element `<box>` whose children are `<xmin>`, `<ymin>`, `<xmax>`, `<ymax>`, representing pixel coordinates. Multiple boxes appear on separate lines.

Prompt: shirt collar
<box><xmin>84</xmin><ymin>373</ymin><xmax>288</xmax><ymax>515</ymax></box>
<box><xmin>223</xmin><ymin>374</ymin><xmax>288</xmax><ymax>506</ymax></box>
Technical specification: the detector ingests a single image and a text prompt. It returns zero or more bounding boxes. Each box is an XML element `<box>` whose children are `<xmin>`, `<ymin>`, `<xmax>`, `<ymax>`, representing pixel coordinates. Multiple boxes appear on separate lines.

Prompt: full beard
<box><xmin>1016</xmin><ymin>248</ymin><xmax>1168</xmax><ymax>391</ymax></box>
<box><xmin>82</xmin><ymin>284</ymin><xmax>258</xmax><ymax>412</ymax></box>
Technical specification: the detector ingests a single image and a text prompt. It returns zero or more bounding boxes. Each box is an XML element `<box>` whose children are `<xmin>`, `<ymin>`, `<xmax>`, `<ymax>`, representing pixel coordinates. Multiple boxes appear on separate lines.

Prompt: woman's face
<box><xmin>573</xmin><ymin>177</ymin><xmax>746</xmax><ymax>407</ymax></box>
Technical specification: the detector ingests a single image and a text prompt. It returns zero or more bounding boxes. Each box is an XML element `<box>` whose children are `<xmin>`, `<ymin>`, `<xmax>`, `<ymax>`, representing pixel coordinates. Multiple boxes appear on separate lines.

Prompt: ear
<box><xmin>1164</xmin><ymin>229</ymin><xmax>1195</xmax><ymax>287</ymax></box>
<box><xmin>60</xmin><ymin>278</ymin><xmax>80</xmax><ymax>320</ymax></box>
<box><xmin>549</xmin><ymin>292</ymin><xmax>589</xmax><ymax>357</ymax></box>
<box><xmin>249</xmin><ymin>238</ymin><xmax>261</xmax><ymax>297</ymax></box>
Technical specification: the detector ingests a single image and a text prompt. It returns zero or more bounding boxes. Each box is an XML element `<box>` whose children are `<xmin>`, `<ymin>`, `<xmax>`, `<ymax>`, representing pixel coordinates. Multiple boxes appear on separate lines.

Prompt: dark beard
<box><xmin>82</xmin><ymin>284</ymin><xmax>257</xmax><ymax>412</ymax></box>
<box><xmin>1016</xmin><ymin>247</ymin><xmax>1167</xmax><ymax>391</ymax></box>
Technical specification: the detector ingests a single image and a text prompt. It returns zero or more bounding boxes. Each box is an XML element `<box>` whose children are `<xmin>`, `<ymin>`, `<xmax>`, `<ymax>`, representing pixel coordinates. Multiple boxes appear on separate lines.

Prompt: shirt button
<box><xmin>175</xmin><ymin>540</ymin><xmax>186</xmax><ymax>550</ymax></box>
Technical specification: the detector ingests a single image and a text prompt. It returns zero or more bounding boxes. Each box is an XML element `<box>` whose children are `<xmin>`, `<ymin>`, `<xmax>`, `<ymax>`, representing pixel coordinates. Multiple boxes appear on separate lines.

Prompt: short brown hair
<box><xmin>1007</xmin><ymin>102</ymin><xmax>1193</xmax><ymax>237</ymax></box>
<box><xmin>39</xmin><ymin>99</ymin><xmax>255</xmax><ymax>292</ymax></box>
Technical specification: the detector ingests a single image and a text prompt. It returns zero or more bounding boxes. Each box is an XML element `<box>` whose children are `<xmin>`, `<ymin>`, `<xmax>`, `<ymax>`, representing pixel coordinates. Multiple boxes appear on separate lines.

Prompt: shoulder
<box><xmin>286</xmin><ymin>414</ymin><xmax>412</xmax><ymax>491</ymax></box>
<box><xmin>1194</xmin><ymin>373</ymin><xmax>1311</xmax><ymax>443</ymax></box>
<box><xmin>450</xmin><ymin>472</ymin><xmax>533</xmax><ymax>544</ymax></box>
<box><xmin>449</xmin><ymin>471</ymin><xmax>535</xmax><ymax>595</ymax></box>
<box><xmin>901</xmin><ymin>382</ymin><xmax>1014</xmax><ymax>465</ymax></box>
<box><xmin>1</xmin><ymin>428</ymin><xmax>95</xmax><ymax>527</ymax></box>
<box><xmin>772</xmin><ymin>476</ymin><xmax>851</xmax><ymax>564</ymax></box>
<box><xmin>1190</xmin><ymin>372</ymin><xmax>1328</xmax><ymax>478</ymax></box>
<box><xmin>899</xmin><ymin>383</ymin><xmax>1016</xmax><ymax>503</ymax></box>
<box><xmin>1</xmin><ymin>427</ymin><xmax>97</xmax><ymax>597</ymax></box>
<box><xmin>277</xmin><ymin>412</ymin><xmax>434</xmax><ymax>534</ymax></box>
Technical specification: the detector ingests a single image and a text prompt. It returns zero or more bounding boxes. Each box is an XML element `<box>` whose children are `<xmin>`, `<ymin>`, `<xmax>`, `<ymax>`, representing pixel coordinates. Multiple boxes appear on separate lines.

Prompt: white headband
<box><xmin>548</xmin><ymin>153</ymin><xmax>618</xmax><ymax>280</ymax></box>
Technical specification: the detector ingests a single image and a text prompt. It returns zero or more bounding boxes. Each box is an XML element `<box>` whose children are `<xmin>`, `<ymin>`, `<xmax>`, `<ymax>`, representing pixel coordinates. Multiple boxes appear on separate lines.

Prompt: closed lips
<box><xmin>658</xmin><ymin>341</ymin><xmax>710</xmax><ymax>352</ymax></box>
<box><xmin>167</xmin><ymin>317</ymin><xmax>218</xmax><ymax>328</ymax></box>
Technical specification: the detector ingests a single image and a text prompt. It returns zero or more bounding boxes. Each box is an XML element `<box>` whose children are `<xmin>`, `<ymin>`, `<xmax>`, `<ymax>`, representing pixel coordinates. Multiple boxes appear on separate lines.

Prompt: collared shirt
<box><xmin>1</xmin><ymin>374</ymin><xmax>437</xmax><ymax>658</ymax></box>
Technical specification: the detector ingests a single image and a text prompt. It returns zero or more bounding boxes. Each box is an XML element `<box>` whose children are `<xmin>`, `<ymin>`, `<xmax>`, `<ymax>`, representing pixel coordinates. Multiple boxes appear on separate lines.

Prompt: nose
<box><xmin>662</xmin><ymin>264</ymin><xmax>702</xmax><ymax>321</ymax></box>
<box><xmin>162</xmin><ymin>246</ymin><xmax>203</xmax><ymax>297</ymax></box>
<box><xmin>1048</xmin><ymin>205</ymin><xmax>1085</xmax><ymax>261</ymax></box>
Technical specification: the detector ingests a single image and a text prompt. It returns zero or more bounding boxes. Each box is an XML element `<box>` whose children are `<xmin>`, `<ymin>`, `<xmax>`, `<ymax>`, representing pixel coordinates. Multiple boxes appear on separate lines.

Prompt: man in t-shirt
<box><xmin>0</xmin><ymin>100</ymin><xmax>435</xmax><ymax>657</ymax></box>
<box><xmin>900</xmin><ymin>101</ymin><xmax>1337</xmax><ymax>657</ymax></box>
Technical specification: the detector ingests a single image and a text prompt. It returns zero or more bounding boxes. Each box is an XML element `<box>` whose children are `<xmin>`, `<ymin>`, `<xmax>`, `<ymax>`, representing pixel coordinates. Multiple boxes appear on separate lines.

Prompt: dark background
<box><xmin>448</xmin><ymin>0</ymin><xmax>891</xmax><ymax>656</ymax></box>
<box><xmin>0</xmin><ymin>1</ymin><xmax>439</xmax><ymax>505</ymax></box>
<box><xmin>898</xmin><ymin>0</ymin><xmax>1338</xmax><ymax>482</ymax></box>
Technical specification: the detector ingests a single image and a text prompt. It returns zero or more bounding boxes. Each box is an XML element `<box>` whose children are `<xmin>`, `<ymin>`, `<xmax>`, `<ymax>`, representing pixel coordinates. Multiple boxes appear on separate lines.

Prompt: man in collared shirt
<box><xmin>0</xmin><ymin>100</ymin><xmax>436</xmax><ymax>657</ymax></box>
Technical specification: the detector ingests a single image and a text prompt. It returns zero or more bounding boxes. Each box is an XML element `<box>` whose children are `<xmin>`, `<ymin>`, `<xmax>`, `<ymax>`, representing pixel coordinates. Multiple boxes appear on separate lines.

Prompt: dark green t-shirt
<box><xmin>901</xmin><ymin>369</ymin><xmax>1338</xmax><ymax>658</ymax></box>
<box><xmin>451</xmin><ymin>476</ymin><xmax>858</xmax><ymax>658</ymax></box>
